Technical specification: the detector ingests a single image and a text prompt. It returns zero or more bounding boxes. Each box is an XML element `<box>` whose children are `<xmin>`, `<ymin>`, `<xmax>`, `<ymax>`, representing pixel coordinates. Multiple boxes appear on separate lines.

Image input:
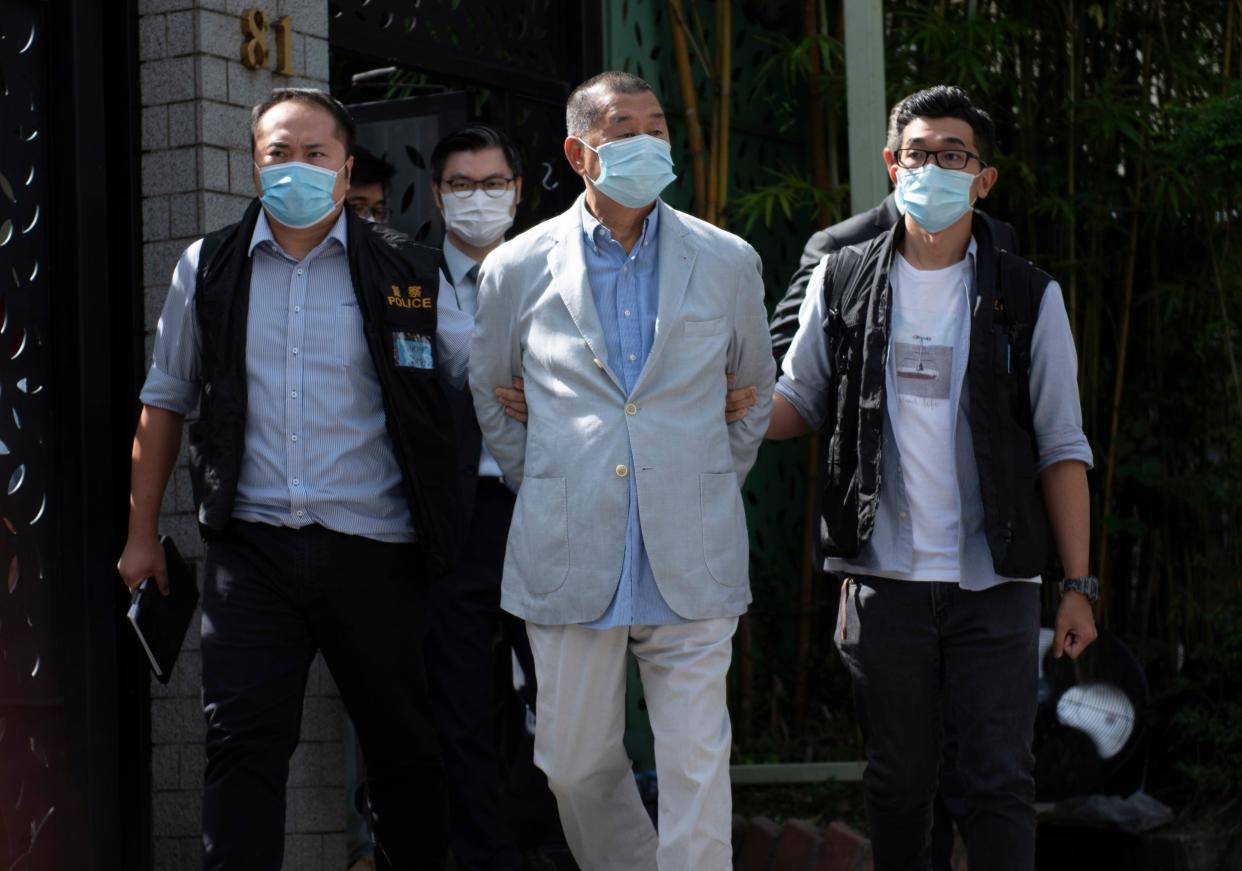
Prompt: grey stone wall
<box><xmin>137</xmin><ymin>2</ymin><xmax>351</xmax><ymax>868</ymax></box>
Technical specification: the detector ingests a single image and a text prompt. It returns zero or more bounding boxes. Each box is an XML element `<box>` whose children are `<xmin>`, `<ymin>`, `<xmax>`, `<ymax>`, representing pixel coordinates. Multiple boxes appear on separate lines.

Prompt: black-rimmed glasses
<box><xmin>441</xmin><ymin>177</ymin><xmax>515</xmax><ymax>198</ymax></box>
<box><xmin>894</xmin><ymin>148</ymin><xmax>987</xmax><ymax>171</ymax></box>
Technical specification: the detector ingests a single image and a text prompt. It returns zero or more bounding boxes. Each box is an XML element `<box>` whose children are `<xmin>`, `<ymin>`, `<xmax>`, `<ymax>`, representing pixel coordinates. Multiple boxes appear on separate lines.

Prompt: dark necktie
<box><xmin>460</xmin><ymin>264</ymin><xmax>481</xmax><ymax>315</ymax></box>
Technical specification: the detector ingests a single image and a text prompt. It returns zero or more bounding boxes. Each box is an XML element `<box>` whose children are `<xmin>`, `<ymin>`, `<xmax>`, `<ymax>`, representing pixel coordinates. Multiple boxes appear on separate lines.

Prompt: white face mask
<box><xmin>441</xmin><ymin>189</ymin><xmax>516</xmax><ymax>247</ymax></box>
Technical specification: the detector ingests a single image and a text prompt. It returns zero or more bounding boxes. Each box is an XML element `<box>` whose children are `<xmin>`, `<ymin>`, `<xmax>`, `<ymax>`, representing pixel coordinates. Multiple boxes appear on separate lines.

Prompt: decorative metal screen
<box><xmin>0</xmin><ymin>2</ymin><xmax>60</xmax><ymax>868</ymax></box>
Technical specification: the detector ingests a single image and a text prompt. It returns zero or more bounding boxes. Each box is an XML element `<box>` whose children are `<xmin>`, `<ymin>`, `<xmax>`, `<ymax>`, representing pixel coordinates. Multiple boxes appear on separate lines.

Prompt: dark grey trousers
<box><xmin>834</xmin><ymin>575</ymin><xmax>1040</xmax><ymax>871</ymax></box>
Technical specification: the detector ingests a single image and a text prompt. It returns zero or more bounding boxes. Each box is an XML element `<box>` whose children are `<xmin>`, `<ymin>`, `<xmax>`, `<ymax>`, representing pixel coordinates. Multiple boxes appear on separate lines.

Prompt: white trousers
<box><xmin>526</xmin><ymin>618</ymin><xmax>738</xmax><ymax>871</ymax></box>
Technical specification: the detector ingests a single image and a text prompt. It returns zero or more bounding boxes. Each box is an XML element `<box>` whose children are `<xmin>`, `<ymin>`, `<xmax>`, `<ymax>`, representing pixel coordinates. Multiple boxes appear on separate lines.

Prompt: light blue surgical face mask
<box><xmin>577</xmin><ymin>134</ymin><xmax>677</xmax><ymax>208</ymax></box>
<box><xmin>255</xmin><ymin>160</ymin><xmax>346</xmax><ymax>229</ymax></box>
<box><xmin>894</xmin><ymin>164</ymin><xmax>979</xmax><ymax>234</ymax></box>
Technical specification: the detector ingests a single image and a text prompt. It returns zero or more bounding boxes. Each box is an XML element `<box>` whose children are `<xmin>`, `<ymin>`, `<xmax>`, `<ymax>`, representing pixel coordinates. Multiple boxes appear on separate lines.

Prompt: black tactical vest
<box><xmin>818</xmin><ymin>214</ymin><xmax>1054</xmax><ymax>578</ymax></box>
<box><xmin>186</xmin><ymin>199</ymin><xmax>466</xmax><ymax>574</ymax></box>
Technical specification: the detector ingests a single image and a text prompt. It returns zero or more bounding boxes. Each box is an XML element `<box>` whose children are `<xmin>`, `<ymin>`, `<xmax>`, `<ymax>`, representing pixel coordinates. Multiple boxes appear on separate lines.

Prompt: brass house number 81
<box><xmin>240</xmin><ymin>8</ymin><xmax>295</xmax><ymax>75</ymax></box>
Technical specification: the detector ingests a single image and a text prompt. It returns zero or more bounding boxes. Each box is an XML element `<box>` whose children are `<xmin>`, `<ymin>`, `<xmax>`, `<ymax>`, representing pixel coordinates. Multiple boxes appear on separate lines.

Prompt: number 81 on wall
<box><xmin>240</xmin><ymin>8</ymin><xmax>295</xmax><ymax>76</ymax></box>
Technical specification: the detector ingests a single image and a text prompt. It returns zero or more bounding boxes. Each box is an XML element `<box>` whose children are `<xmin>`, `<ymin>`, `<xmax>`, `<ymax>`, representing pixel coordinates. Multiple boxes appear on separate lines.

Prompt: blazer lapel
<box><xmin>549</xmin><ymin>203</ymin><xmax>625</xmax><ymax>393</ymax></box>
<box><xmin>631</xmin><ymin>201</ymin><xmax>696</xmax><ymax>397</ymax></box>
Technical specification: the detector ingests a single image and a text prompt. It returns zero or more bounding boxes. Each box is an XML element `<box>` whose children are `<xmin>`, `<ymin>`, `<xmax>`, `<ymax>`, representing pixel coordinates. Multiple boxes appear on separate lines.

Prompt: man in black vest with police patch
<box><xmin>767</xmin><ymin>86</ymin><xmax>1098</xmax><ymax>871</ymax></box>
<box><xmin>118</xmin><ymin>88</ymin><xmax>471</xmax><ymax>871</ymax></box>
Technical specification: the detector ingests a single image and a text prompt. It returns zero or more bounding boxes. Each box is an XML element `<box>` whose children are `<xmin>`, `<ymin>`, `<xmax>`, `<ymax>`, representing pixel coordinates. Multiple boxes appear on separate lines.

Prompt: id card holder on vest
<box><xmin>384</xmin><ymin>283</ymin><xmax>436</xmax><ymax>376</ymax></box>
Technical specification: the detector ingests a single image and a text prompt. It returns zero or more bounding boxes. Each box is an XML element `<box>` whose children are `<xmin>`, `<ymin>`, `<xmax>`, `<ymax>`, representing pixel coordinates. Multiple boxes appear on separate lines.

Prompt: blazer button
<box><xmin>625</xmin><ymin>403</ymin><xmax>637</xmax><ymax>415</ymax></box>
<box><xmin>615</xmin><ymin>464</ymin><xmax>628</xmax><ymax>478</ymax></box>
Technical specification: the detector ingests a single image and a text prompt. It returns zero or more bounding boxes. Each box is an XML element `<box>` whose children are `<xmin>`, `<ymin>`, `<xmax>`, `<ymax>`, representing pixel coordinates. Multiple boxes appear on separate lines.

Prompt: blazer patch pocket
<box><xmin>513</xmin><ymin>476</ymin><xmax>570</xmax><ymax>594</ymax></box>
<box><xmin>684</xmin><ymin>316</ymin><xmax>726</xmax><ymax>337</ymax></box>
<box><xmin>700</xmin><ymin>472</ymin><xmax>748</xmax><ymax>587</ymax></box>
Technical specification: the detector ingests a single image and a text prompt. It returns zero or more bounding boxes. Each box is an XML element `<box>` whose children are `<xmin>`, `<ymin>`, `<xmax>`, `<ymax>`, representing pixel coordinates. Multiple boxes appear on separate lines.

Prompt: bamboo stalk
<box><xmin>803</xmin><ymin>0</ymin><xmax>833</xmax><ymax>228</ymax></box>
<box><xmin>706</xmin><ymin>97</ymin><xmax>720</xmax><ymax>226</ymax></box>
<box><xmin>1226</xmin><ymin>0</ymin><xmax>1235</xmax><ymax>79</ymax></box>
<box><xmin>737</xmin><ymin>612</ymin><xmax>754</xmax><ymax>743</ymax></box>
<box><xmin>1098</xmin><ymin>29</ymin><xmax>1154</xmax><ymax>605</ymax></box>
<box><xmin>793</xmin><ymin>434</ymin><xmax>820</xmax><ymax>733</ymax></box>
<box><xmin>668</xmin><ymin>0</ymin><xmax>708</xmax><ymax>217</ymax></box>
<box><xmin>715</xmin><ymin>0</ymin><xmax>732</xmax><ymax>228</ymax></box>
<box><xmin>1067</xmin><ymin>0</ymin><xmax>1079</xmax><ymax>341</ymax></box>
<box><xmin>1206</xmin><ymin>231</ymin><xmax>1242</xmax><ymax>422</ymax></box>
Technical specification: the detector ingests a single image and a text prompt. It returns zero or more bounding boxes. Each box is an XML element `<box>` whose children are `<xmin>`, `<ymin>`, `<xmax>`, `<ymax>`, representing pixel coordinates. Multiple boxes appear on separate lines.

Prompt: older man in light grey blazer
<box><xmin>469</xmin><ymin>71</ymin><xmax>774</xmax><ymax>870</ymax></box>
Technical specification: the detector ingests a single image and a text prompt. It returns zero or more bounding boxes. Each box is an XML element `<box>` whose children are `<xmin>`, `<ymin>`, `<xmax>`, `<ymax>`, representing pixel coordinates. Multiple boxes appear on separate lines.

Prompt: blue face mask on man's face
<box><xmin>255</xmin><ymin>160</ymin><xmax>347</xmax><ymax>229</ymax></box>
<box><xmin>577</xmin><ymin>134</ymin><xmax>677</xmax><ymax>208</ymax></box>
<box><xmin>894</xmin><ymin>164</ymin><xmax>980</xmax><ymax>234</ymax></box>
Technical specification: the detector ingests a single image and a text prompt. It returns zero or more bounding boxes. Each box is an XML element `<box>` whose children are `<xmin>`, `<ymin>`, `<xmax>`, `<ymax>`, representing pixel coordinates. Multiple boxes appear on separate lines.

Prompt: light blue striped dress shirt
<box><xmin>140</xmin><ymin>208</ymin><xmax>471</xmax><ymax>543</ymax></box>
<box><xmin>578</xmin><ymin>200</ymin><xmax>687</xmax><ymax>629</ymax></box>
<box><xmin>441</xmin><ymin>237</ymin><xmax>504</xmax><ymax>479</ymax></box>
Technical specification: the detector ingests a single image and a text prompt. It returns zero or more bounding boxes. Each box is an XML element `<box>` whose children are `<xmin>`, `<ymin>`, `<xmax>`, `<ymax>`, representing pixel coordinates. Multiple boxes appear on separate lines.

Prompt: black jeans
<box><xmin>834</xmin><ymin>575</ymin><xmax>1040</xmax><ymax>871</ymax></box>
<box><xmin>425</xmin><ymin>478</ymin><xmax>558</xmax><ymax>870</ymax></box>
<box><xmin>201</xmin><ymin>521</ymin><xmax>446</xmax><ymax>871</ymax></box>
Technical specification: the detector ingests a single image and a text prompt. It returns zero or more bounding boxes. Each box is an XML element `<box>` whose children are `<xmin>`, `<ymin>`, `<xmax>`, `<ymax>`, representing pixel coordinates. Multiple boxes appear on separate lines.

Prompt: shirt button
<box><xmin>593</xmin><ymin>358</ymin><xmax>604</xmax><ymax>368</ymax></box>
<box><xmin>291</xmin><ymin>434</ymin><xmax>298</xmax><ymax>442</ymax></box>
<box><xmin>625</xmin><ymin>403</ymin><xmax>637</xmax><ymax>416</ymax></box>
<box><xmin>292</xmin><ymin>347</ymin><xmax>299</xmax><ymax>355</ymax></box>
<box><xmin>296</xmin><ymin>268</ymin><xmax>304</xmax><ymax>275</ymax></box>
<box><xmin>615</xmin><ymin>464</ymin><xmax>628</xmax><ymax>478</ymax></box>
<box><xmin>899</xmin><ymin>511</ymin><xmax>908</xmax><ymax>519</ymax></box>
<box><xmin>295</xmin><ymin>510</ymin><xmax>304</xmax><ymax>517</ymax></box>
<box><xmin>292</xmin><ymin>477</ymin><xmax>300</xmax><ymax>485</ymax></box>
<box><xmin>624</xmin><ymin>309</ymin><xmax>631</xmax><ymax>318</ymax></box>
<box><xmin>628</xmin><ymin>354</ymin><xmax>637</xmax><ymax>362</ymax></box>
<box><xmin>294</xmin><ymin>306</ymin><xmax>301</xmax><ymax>313</ymax></box>
<box><xmin>290</xmin><ymin>390</ymin><xmax>297</xmax><ymax>398</ymax></box>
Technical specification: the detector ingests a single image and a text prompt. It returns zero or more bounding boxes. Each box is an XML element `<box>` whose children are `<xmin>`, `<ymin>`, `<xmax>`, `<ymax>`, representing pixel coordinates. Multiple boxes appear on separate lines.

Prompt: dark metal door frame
<box><xmin>0</xmin><ymin>0</ymin><xmax>146</xmax><ymax>867</ymax></box>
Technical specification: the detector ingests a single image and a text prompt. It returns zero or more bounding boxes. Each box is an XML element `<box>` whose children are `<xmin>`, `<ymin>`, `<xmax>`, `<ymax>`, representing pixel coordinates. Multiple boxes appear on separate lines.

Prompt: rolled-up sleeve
<box><xmin>435</xmin><ymin>268</ymin><xmax>471</xmax><ymax>390</ymax></box>
<box><xmin>1029</xmin><ymin>280</ymin><xmax>1093</xmax><ymax>471</ymax></box>
<box><xmin>140</xmin><ymin>240</ymin><xmax>203</xmax><ymax>416</ymax></box>
<box><xmin>774</xmin><ymin>255</ymin><xmax>833</xmax><ymax>431</ymax></box>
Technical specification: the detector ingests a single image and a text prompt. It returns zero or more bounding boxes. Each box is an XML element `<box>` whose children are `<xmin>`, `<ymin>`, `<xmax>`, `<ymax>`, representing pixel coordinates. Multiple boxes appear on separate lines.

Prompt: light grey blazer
<box><xmin>469</xmin><ymin>197</ymin><xmax>775</xmax><ymax>625</ymax></box>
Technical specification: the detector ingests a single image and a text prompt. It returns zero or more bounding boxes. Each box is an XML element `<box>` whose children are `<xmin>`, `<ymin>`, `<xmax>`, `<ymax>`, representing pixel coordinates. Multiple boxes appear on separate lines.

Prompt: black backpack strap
<box><xmin>818</xmin><ymin>239</ymin><xmax>876</xmax><ymax>316</ymax></box>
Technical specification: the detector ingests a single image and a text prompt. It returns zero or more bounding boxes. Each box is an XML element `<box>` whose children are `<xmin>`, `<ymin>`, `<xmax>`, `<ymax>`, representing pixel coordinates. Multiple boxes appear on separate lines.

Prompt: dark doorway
<box><xmin>329</xmin><ymin>1</ymin><xmax>604</xmax><ymax>231</ymax></box>
<box><xmin>348</xmin><ymin>92</ymin><xmax>470</xmax><ymax>241</ymax></box>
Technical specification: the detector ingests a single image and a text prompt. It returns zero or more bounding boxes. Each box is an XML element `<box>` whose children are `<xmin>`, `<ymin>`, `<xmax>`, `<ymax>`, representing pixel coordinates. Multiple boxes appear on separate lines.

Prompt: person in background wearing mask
<box><xmin>424</xmin><ymin>124</ymin><xmax>560</xmax><ymax>871</ymax></box>
<box><xmin>470</xmin><ymin>71</ymin><xmax>774</xmax><ymax>870</ymax></box>
<box><xmin>346</xmin><ymin>144</ymin><xmax>396</xmax><ymax>224</ymax></box>
<box><xmin>766</xmin><ymin>86</ymin><xmax>1097</xmax><ymax>871</ymax></box>
<box><xmin>117</xmin><ymin>88</ymin><xmax>471</xmax><ymax>870</ymax></box>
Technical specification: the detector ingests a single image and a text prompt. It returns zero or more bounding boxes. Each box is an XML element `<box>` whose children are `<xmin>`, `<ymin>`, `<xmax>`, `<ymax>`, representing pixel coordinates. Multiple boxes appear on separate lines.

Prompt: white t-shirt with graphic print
<box><xmin>886</xmin><ymin>251</ymin><xmax>971</xmax><ymax>580</ymax></box>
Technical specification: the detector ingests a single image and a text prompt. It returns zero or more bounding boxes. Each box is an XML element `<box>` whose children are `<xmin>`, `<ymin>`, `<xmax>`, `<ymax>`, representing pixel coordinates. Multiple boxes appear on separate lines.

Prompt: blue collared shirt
<box><xmin>776</xmin><ymin>238</ymin><xmax>1094</xmax><ymax>589</ymax></box>
<box><xmin>140</xmin><ymin>208</ymin><xmax>471</xmax><ymax>542</ymax></box>
<box><xmin>577</xmin><ymin>199</ymin><xmax>687</xmax><ymax>628</ymax></box>
<box><xmin>442</xmin><ymin>236</ymin><xmax>504</xmax><ymax>479</ymax></box>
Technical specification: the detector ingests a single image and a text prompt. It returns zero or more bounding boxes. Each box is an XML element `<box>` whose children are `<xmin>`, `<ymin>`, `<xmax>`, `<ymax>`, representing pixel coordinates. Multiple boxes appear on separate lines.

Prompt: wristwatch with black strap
<box><xmin>1060</xmin><ymin>575</ymin><xmax>1099</xmax><ymax>603</ymax></box>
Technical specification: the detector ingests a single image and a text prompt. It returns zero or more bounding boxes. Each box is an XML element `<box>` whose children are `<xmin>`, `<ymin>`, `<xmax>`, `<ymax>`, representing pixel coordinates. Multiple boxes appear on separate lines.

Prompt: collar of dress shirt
<box><xmin>442</xmin><ymin>235</ymin><xmax>480</xmax><ymax>287</ymax></box>
<box><xmin>247</xmin><ymin>206</ymin><xmax>349</xmax><ymax>258</ymax></box>
<box><xmin>579</xmin><ymin>195</ymin><xmax>660</xmax><ymax>255</ymax></box>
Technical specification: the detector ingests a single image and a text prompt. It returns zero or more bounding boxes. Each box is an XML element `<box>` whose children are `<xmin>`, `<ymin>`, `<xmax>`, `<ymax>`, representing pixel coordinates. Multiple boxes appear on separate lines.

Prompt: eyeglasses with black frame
<box><xmin>350</xmin><ymin>203</ymin><xmax>388</xmax><ymax>222</ymax></box>
<box><xmin>894</xmin><ymin>148</ymin><xmax>987</xmax><ymax>171</ymax></box>
<box><xmin>441</xmin><ymin>176</ymin><xmax>516</xmax><ymax>199</ymax></box>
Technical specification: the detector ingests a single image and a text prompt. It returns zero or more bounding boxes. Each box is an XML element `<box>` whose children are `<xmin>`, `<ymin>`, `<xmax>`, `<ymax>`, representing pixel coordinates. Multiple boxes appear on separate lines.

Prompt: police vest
<box><xmin>186</xmin><ymin>199</ymin><xmax>466</xmax><ymax>574</ymax></box>
<box><xmin>818</xmin><ymin>214</ymin><xmax>1054</xmax><ymax>578</ymax></box>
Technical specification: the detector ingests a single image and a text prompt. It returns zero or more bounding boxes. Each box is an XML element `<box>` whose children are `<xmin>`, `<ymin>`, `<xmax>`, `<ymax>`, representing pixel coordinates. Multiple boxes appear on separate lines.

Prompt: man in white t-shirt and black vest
<box><xmin>767</xmin><ymin>85</ymin><xmax>1098</xmax><ymax>871</ymax></box>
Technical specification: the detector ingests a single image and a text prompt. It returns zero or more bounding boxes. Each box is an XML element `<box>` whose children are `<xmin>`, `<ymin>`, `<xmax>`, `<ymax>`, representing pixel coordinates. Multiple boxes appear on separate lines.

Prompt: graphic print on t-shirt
<box><xmin>892</xmin><ymin>310</ymin><xmax>955</xmax><ymax>404</ymax></box>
